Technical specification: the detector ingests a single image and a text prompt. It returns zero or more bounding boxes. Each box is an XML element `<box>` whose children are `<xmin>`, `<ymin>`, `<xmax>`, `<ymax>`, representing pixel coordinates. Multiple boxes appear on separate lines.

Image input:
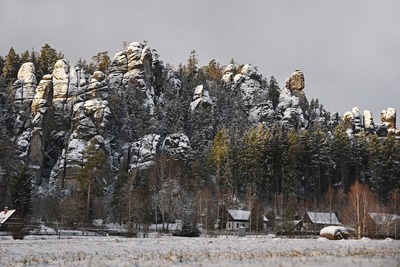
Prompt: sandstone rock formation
<box><xmin>381</xmin><ymin>108</ymin><xmax>396</xmax><ymax>130</ymax></box>
<box><xmin>363</xmin><ymin>110</ymin><xmax>375</xmax><ymax>133</ymax></box>
<box><xmin>129</xmin><ymin>134</ymin><xmax>161</xmax><ymax>171</ymax></box>
<box><xmin>162</xmin><ymin>133</ymin><xmax>191</xmax><ymax>160</ymax></box>
<box><xmin>287</xmin><ymin>69</ymin><xmax>305</xmax><ymax>91</ymax></box>
<box><xmin>275</xmin><ymin>69</ymin><xmax>308</xmax><ymax>128</ymax></box>
<box><xmin>14</xmin><ymin>62</ymin><xmax>37</xmax><ymax>103</ymax></box>
<box><xmin>221</xmin><ymin>64</ymin><xmax>235</xmax><ymax>84</ymax></box>
<box><xmin>190</xmin><ymin>85</ymin><xmax>212</xmax><ymax>111</ymax></box>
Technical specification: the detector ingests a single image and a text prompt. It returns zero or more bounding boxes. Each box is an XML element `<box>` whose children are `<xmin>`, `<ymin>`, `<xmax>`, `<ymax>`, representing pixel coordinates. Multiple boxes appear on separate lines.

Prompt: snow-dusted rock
<box><xmin>162</xmin><ymin>133</ymin><xmax>191</xmax><ymax>160</ymax></box>
<box><xmin>381</xmin><ymin>108</ymin><xmax>396</xmax><ymax>130</ymax></box>
<box><xmin>363</xmin><ymin>110</ymin><xmax>375</xmax><ymax>133</ymax></box>
<box><xmin>248</xmin><ymin>101</ymin><xmax>275</xmax><ymax>123</ymax></box>
<box><xmin>52</xmin><ymin>59</ymin><xmax>69</xmax><ymax>99</ymax></box>
<box><xmin>31</xmin><ymin>74</ymin><xmax>52</xmax><ymax>118</ymax></box>
<box><xmin>352</xmin><ymin>107</ymin><xmax>362</xmax><ymax>134</ymax></box>
<box><xmin>129</xmin><ymin>134</ymin><xmax>161</xmax><ymax>171</ymax></box>
<box><xmin>342</xmin><ymin>111</ymin><xmax>353</xmax><ymax>131</ymax></box>
<box><xmin>276</xmin><ymin>71</ymin><xmax>308</xmax><ymax>129</ymax></box>
<box><xmin>190</xmin><ymin>85</ymin><xmax>212</xmax><ymax>111</ymax></box>
<box><xmin>222</xmin><ymin>64</ymin><xmax>235</xmax><ymax>84</ymax></box>
<box><xmin>320</xmin><ymin>226</ymin><xmax>349</xmax><ymax>240</ymax></box>
<box><xmin>14</xmin><ymin>62</ymin><xmax>37</xmax><ymax>103</ymax></box>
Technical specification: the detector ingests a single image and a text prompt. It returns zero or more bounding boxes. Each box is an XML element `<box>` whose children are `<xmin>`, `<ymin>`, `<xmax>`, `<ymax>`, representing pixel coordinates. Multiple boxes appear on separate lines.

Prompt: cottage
<box><xmin>366</xmin><ymin>212</ymin><xmax>400</xmax><ymax>238</ymax></box>
<box><xmin>226</xmin><ymin>209</ymin><xmax>268</xmax><ymax>231</ymax></box>
<box><xmin>302</xmin><ymin>211</ymin><xmax>339</xmax><ymax>232</ymax></box>
<box><xmin>0</xmin><ymin>207</ymin><xmax>26</xmax><ymax>239</ymax></box>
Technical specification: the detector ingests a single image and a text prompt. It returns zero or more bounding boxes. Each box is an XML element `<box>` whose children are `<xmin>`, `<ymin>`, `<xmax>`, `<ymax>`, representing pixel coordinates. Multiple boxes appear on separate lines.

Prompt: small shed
<box><xmin>302</xmin><ymin>211</ymin><xmax>339</xmax><ymax>232</ymax></box>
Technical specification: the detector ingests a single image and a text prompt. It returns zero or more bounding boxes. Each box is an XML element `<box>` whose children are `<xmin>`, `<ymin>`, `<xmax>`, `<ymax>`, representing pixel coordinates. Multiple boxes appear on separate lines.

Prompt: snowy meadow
<box><xmin>0</xmin><ymin>235</ymin><xmax>399</xmax><ymax>267</ymax></box>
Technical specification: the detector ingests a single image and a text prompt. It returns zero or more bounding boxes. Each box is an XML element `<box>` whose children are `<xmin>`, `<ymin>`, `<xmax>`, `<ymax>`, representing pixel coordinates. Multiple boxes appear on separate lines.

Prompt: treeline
<box><xmin>1</xmin><ymin>45</ymin><xmax>399</xmax><ymax>237</ymax></box>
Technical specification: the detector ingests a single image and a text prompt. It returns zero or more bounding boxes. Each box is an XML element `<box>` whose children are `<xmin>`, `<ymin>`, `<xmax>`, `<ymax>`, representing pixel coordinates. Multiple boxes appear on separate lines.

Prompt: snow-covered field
<box><xmin>0</xmin><ymin>235</ymin><xmax>399</xmax><ymax>267</ymax></box>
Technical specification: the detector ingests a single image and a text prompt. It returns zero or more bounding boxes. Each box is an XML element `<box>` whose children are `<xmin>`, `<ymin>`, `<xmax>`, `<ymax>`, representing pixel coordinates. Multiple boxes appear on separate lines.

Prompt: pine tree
<box><xmin>20</xmin><ymin>50</ymin><xmax>30</xmax><ymax>64</ymax></box>
<box><xmin>38</xmin><ymin>43</ymin><xmax>63</xmax><ymax>78</ymax></box>
<box><xmin>91</xmin><ymin>51</ymin><xmax>110</xmax><ymax>74</ymax></box>
<box><xmin>331</xmin><ymin>122</ymin><xmax>351</xmax><ymax>192</ymax></box>
<box><xmin>2</xmin><ymin>47</ymin><xmax>20</xmax><ymax>82</ymax></box>
<box><xmin>268</xmin><ymin>76</ymin><xmax>280</xmax><ymax>109</ymax></box>
<box><xmin>77</xmin><ymin>140</ymin><xmax>108</xmax><ymax>225</ymax></box>
<box><xmin>10</xmin><ymin>166</ymin><xmax>32</xmax><ymax>218</ymax></box>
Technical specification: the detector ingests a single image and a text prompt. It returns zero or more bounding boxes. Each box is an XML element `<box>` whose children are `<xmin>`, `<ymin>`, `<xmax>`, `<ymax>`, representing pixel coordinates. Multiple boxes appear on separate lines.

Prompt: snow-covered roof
<box><xmin>227</xmin><ymin>210</ymin><xmax>268</xmax><ymax>222</ymax></box>
<box><xmin>368</xmin><ymin>212</ymin><xmax>400</xmax><ymax>225</ymax></box>
<box><xmin>305</xmin><ymin>212</ymin><xmax>339</xmax><ymax>225</ymax></box>
<box><xmin>0</xmin><ymin>209</ymin><xmax>16</xmax><ymax>224</ymax></box>
<box><xmin>228</xmin><ymin>210</ymin><xmax>250</xmax><ymax>221</ymax></box>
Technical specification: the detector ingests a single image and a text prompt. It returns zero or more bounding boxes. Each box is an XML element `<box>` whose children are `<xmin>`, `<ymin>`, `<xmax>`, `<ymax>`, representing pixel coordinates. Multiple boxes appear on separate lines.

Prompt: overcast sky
<box><xmin>1</xmin><ymin>0</ymin><xmax>399</xmax><ymax>125</ymax></box>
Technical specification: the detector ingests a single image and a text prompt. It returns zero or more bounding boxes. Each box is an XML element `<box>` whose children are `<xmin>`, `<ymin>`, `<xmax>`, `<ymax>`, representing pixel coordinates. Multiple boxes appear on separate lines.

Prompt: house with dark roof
<box><xmin>366</xmin><ymin>212</ymin><xmax>400</xmax><ymax>238</ymax></box>
<box><xmin>302</xmin><ymin>211</ymin><xmax>340</xmax><ymax>232</ymax></box>
<box><xmin>0</xmin><ymin>207</ymin><xmax>26</xmax><ymax>239</ymax></box>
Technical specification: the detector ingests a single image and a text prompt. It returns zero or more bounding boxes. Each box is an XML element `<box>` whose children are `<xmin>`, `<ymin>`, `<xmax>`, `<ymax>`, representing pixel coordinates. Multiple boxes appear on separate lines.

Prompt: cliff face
<box><xmin>2</xmin><ymin>41</ymin><xmax>397</xmax><ymax>196</ymax></box>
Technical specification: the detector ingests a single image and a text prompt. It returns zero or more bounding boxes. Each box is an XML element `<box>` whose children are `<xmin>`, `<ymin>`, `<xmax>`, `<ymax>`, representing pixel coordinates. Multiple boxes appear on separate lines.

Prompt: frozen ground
<box><xmin>0</xmin><ymin>235</ymin><xmax>399</xmax><ymax>267</ymax></box>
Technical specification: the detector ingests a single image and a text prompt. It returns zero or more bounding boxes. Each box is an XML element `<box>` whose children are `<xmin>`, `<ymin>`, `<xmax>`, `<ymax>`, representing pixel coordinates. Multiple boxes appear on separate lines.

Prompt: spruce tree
<box><xmin>2</xmin><ymin>47</ymin><xmax>20</xmax><ymax>82</ymax></box>
<box><xmin>10</xmin><ymin>166</ymin><xmax>32</xmax><ymax>218</ymax></box>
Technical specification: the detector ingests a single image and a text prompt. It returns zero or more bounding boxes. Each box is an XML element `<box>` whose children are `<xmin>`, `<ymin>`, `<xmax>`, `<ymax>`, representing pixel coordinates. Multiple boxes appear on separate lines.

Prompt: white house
<box><xmin>226</xmin><ymin>209</ymin><xmax>268</xmax><ymax>231</ymax></box>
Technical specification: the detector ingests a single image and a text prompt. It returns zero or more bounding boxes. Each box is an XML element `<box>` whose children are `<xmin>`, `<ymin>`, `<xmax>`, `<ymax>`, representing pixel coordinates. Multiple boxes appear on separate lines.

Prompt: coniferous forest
<box><xmin>0</xmin><ymin>42</ymin><xmax>399</xmax><ymax>238</ymax></box>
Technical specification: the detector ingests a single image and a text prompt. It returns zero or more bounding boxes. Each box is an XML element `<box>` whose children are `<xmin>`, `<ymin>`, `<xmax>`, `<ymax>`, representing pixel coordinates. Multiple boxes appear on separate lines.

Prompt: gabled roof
<box><xmin>368</xmin><ymin>212</ymin><xmax>400</xmax><ymax>225</ymax></box>
<box><xmin>228</xmin><ymin>210</ymin><xmax>250</xmax><ymax>221</ymax></box>
<box><xmin>227</xmin><ymin>209</ymin><xmax>268</xmax><ymax>222</ymax></box>
<box><xmin>0</xmin><ymin>209</ymin><xmax>16</xmax><ymax>224</ymax></box>
<box><xmin>305</xmin><ymin>211</ymin><xmax>339</xmax><ymax>225</ymax></box>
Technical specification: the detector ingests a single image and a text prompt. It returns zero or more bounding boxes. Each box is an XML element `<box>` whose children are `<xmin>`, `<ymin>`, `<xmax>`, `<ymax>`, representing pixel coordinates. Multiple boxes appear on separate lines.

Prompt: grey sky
<box><xmin>1</xmin><ymin>0</ymin><xmax>399</xmax><ymax>125</ymax></box>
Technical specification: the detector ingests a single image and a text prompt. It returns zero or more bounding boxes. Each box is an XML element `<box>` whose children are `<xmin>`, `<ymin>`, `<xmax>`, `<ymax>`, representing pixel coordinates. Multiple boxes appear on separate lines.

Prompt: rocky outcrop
<box><xmin>381</xmin><ymin>108</ymin><xmax>396</xmax><ymax>130</ymax></box>
<box><xmin>275</xmin><ymin>69</ymin><xmax>308</xmax><ymax>128</ymax></box>
<box><xmin>190</xmin><ymin>85</ymin><xmax>212</xmax><ymax>111</ymax></box>
<box><xmin>32</xmin><ymin>74</ymin><xmax>53</xmax><ymax>118</ymax></box>
<box><xmin>129</xmin><ymin>134</ymin><xmax>161</xmax><ymax>171</ymax></box>
<box><xmin>363</xmin><ymin>110</ymin><xmax>375</xmax><ymax>134</ymax></box>
<box><xmin>221</xmin><ymin>64</ymin><xmax>235</xmax><ymax>84</ymax></box>
<box><xmin>14</xmin><ymin>62</ymin><xmax>37</xmax><ymax>104</ymax></box>
<box><xmin>234</xmin><ymin>64</ymin><xmax>266</xmax><ymax>111</ymax></box>
<box><xmin>162</xmin><ymin>133</ymin><xmax>191</xmax><ymax>160</ymax></box>
<box><xmin>287</xmin><ymin>69</ymin><xmax>305</xmax><ymax>91</ymax></box>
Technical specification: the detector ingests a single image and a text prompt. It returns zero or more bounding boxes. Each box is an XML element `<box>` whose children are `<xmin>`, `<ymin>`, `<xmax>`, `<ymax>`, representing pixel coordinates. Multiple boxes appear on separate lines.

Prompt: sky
<box><xmin>1</xmin><ymin>0</ymin><xmax>399</xmax><ymax>125</ymax></box>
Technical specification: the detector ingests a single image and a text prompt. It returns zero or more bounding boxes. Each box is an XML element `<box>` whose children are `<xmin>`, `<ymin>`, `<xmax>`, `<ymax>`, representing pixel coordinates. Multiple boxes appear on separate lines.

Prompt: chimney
<box><xmin>4</xmin><ymin>207</ymin><xmax>8</xmax><ymax>214</ymax></box>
